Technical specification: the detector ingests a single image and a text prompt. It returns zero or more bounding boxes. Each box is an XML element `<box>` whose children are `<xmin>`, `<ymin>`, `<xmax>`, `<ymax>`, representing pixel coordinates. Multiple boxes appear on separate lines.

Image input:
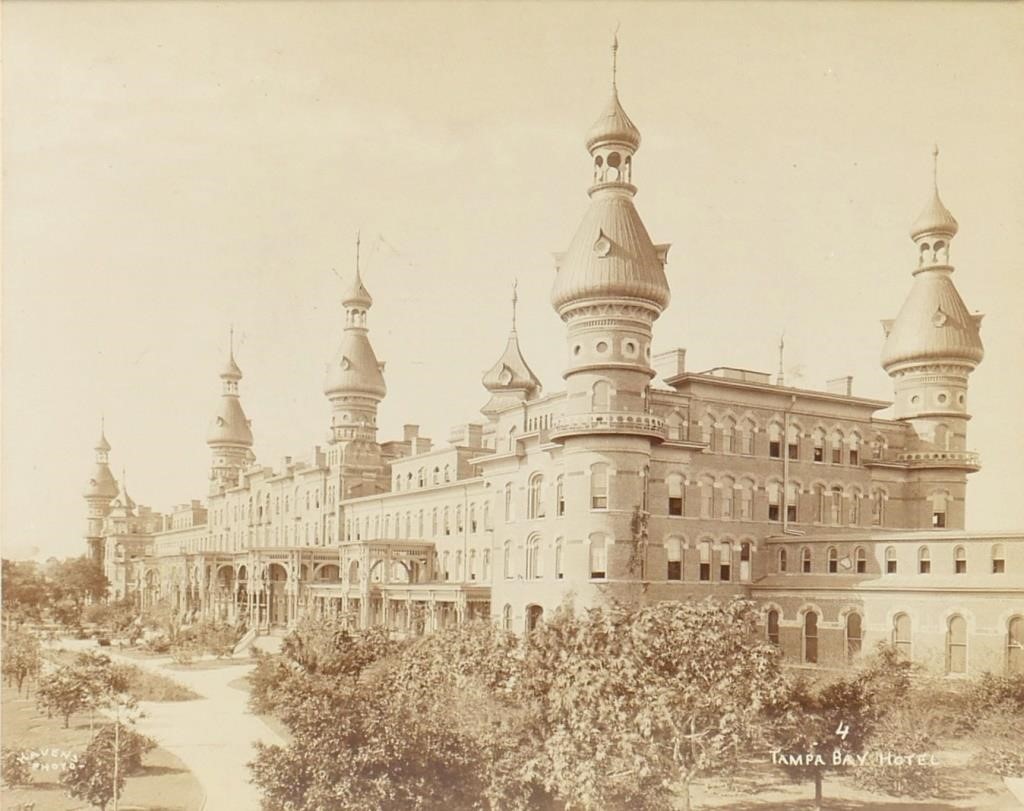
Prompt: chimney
<box><xmin>403</xmin><ymin>424</ymin><xmax>420</xmax><ymax>442</ymax></box>
<box><xmin>826</xmin><ymin>376</ymin><xmax>854</xmax><ymax>396</ymax></box>
<box><xmin>413</xmin><ymin>437</ymin><xmax>433</xmax><ymax>455</ymax></box>
<box><xmin>654</xmin><ymin>348</ymin><xmax>687</xmax><ymax>381</ymax></box>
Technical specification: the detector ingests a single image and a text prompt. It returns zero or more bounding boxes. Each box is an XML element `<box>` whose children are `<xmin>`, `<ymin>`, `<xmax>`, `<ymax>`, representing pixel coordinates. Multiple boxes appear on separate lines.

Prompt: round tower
<box><xmin>324</xmin><ymin>236</ymin><xmax>387</xmax><ymax>447</ymax></box>
<box><xmin>83</xmin><ymin>420</ymin><xmax>118</xmax><ymax>563</ymax></box>
<box><xmin>881</xmin><ymin>148</ymin><xmax>984</xmax><ymax>526</ymax></box>
<box><xmin>207</xmin><ymin>330</ymin><xmax>254</xmax><ymax>494</ymax></box>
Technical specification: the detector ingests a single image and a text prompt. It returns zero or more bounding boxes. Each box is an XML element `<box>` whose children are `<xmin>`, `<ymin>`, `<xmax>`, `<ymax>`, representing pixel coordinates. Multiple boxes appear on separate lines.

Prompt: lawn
<box><xmin>1</xmin><ymin>682</ymin><xmax>204</xmax><ymax>810</ymax></box>
<box><xmin>43</xmin><ymin>648</ymin><xmax>200</xmax><ymax>701</ymax></box>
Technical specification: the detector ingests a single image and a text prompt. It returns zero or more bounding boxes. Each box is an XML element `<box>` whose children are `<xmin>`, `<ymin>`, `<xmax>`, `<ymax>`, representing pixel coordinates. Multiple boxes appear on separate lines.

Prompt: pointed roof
<box><xmin>94</xmin><ymin>429</ymin><xmax>111</xmax><ymax>453</ymax></box>
<box><xmin>910</xmin><ymin>188</ymin><xmax>958</xmax><ymax>240</ymax></box>
<box><xmin>109</xmin><ymin>475</ymin><xmax>136</xmax><ymax>516</ymax></box>
<box><xmin>207</xmin><ymin>395</ymin><xmax>254</xmax><ymax>446</ymax></box>
<box><xmin>220</xmin><ymin>328</ymin><xmax>243</xmax><ymax>380</ymax></box>
<box><xmin>324</xmin><ymin>332</ymin><xmax>387</xmax><ymax>398</ymax></box>
<box><xmin>84</xmin><ymin>463</ymin><xmax>118</xmax><ymax>499</ymax></box>
<box><xmin>342</xmin><ymin>267</ymin><xmax>373</xmax><ymax>308</ymax></box>
<box><xmin>482</xmin><ymin>331</ymin><xmax>542</xmax><ymax>395</ymax></box>
<box><xmin>586</xmin><ymin>88</ymin><xmax>641</xmax><ymax>152</ymax></box>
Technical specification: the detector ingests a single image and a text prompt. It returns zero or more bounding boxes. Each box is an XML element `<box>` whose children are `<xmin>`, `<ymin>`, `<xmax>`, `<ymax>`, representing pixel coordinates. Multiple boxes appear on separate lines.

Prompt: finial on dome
<box><xmin>909</xmin><ymin>145</ymin><xmax>958</xmax><ymax>241</ymax></box>
<box><xmin>933</xmin><ymin>143</ymin><xmax>939</xmax><ymax>190</ymax></box>
<box><xmin>511</xmin><ymin>279</ymin><xmax>519</xmax><ymax>332</ymax></box>
<box><xmin>611</xmin><ymin>26</ymin><xmax>619</xmax><ymax>92</ymax></box>
<box><xmin>342</xmin><ymin>231</ymin><xmax>373</xmax><ymax>310</ymax></box>
<box><xmin>221</xmin><ymin>327</ymin><xmax>243</xmax><ymax>381</ymax></box>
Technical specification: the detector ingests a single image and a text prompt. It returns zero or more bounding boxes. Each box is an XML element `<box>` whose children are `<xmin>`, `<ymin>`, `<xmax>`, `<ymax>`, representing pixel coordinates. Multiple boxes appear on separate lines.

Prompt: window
<box><xmin>469</xmin><ymin>504</ymin><xmax>477</xmax><ymax>533</ymax></box>
<box><xmin>417</xmin><ymin>467</ymin><xmax>425</xmax><ymax>488</ymax></box>
<box><xmin>767</xmin><ymin>481</ymin><xmax>781</xmax><ymax>522</ymax></box>
<box><xmin>855</xmin><ymin>547</ymin><xmax>867</xmax><ymax>574</ymax></box>
<box><xmin>502</xmin><ymin>604</ymin><xmax>512</xmax><ymax>631</ymax></box>
<box><xmin>918</xmin><ymin>546</ymin><xmax>931</xmax><ymax>574</ymax></box>
<box><xmin>740</xmin><ymin>542</ymin><xmax>751</xmax><ymax>580</ymax></box>
<box><xmin>849</xmin><ymin>433</ymin><xmax>861</xmax><ymax>466</ymax></box>
<box><xmin>893</xmin><ymin>613</ymin><xmax>912</xmax><ymax>659</ymax></box>
<box><xmin>699</xmin><ymin>541</ymin><xmax>711</xmax><ymax>581</ymax></box>
<box><xmin>444</xmin><ymin>464</ymin><xmax>451</xmax><ymax>483</ymax></box>
<box><xmin>787</xmin><ymin>424</ymin><xmax>800</xmax><ymax>460</ymax></box>
<box><xmin>830</xmin><ymin>487</ymin><xmax>843</xmax><ymax>525</ymax></box>
<box><xmin>740</xmin><ymin>480</ymin><xmax>754</xmax><ymax>520</ymax></box>
<box><xmin>589</xmin><ymin>533</ymin><xmax>607</xmax><ymax>579</ymax></box>
<box><xmin>993</xmin><ymin>544</ymin><xmax>1006</xmax><ymax>574</ymax></box>
<box><xmin>591</xmin><ymin>464</ymin><xmax>609</xmax><ymax>510</ymax></box>
<box><xmin>740</xmin><ymin>419</ymin><xmax>755</xmax><ymax>455</ymax></box>
<box><xmin>701</xmin><ymin>415</ymin><xmax>715</xmax><ymax>450</ymax></box>
<box><xmin>831</xmin><ymin>431</ymin><xmax>844</xmax><ymax>464</ymax></box>
<box><xmin>779</xmin><ymin>548</ymin><xmax>788</xmax><ymax>573</ymax></box>
<box><xmin>871</xmin><ymin>489</ymin><xmax>885</xmax><ymax>526</ymax></box>
<box><xmin>482</xmin><ymin>549</ymin><xmax>491</xmax><ymax>581</ymax></box>
<box><xmin>767</xmin><ymin>609</ymin><xmax>780</xmax><ymax>645</ymax></box>
<box><xmin>432</xmin><ymin>467</ymin><xmax>440</xmax><ymax>485</ymax></box>
<box><xmin>1009</xmin><ymin>617</ymin><xmax>1024</xmax><ymax>674</ymax></box>
<box><xmin>719</xmin><ymin>542</ymin><xmax>732</xmax><ymax>581</ymax></box>
<box><xmin>555</xmin><ymin>539</ymin><xmax>564</xmax><ymax>580</ymax></box>
<box><xmin>504</xmin><ymin>483</ymin><xmax>513</xmax><ymax>521</ymax></box>
<box><xmin>503</xmin><ymin>540</ymin><xmax>513</xmax><ymax>579</ymax></box>
<box><xmin>814</xmin><ymin>484</ymin><xmax>826</xmax><ymax>523</ymax></box>
<box><xmin>849</xmin><ymin>489</ymin><xmax>861</xmax><ymax>525</ymax></box>
<box><xmin>722</xmin><ymin>418</ymin><xmax>736</xmax><ymax>453</ymax></box>
<box><xmin>768</xmin><ymin>423</ymin><xmax>782</xmax><ymax>458</ymax></box>
<box><xmin>721</xmin><ymin>477</ymin><xmax>735</xmax><ymax>519</ymax></box>
<box><xmin>785</xmin><ymin>481</ymin><xmax>798</xmax><ymax>523</ymax></box>
<box><xmin>885</xmin><ymin>546</ymin><xmax>897</xmax><ymax>574</ymax></box>
<box><xmin>813</xmin><ymin>429</ymin><xmax>825</xmax><ymax>462</ymax></box>
<box><xmin>700</xmin><ymin>477</ymin><xmax>714</xmax><ymax>518</ymax></box>
<box><xmin>431</xmin><ymin>509</ymin><xmax>438</xmax><ymax>536</ymax></box>
<box><xmin>667</xmin><ymin>474</ymin><xmax>684</xmax><ymax>516</ymax></box>
<box><xmin>526</xmin><ymin>536</ymin><xmax>542</xmax><ymax>579</ymax></box>
<box><xmin>803</xmin><ymin>611</ymin><xmax>819</xmax><ymax>664</ymax></box>
<box><xmin>443</xmin><ymin>507</ymin><xmax>451</xmax><ymax>536</ymax></box>
<box><xmin>484</xmin><ymin>502</ymin><xmax>491</xmax><ymax>531</ymax></box>
<box><xmin>931</xmin><ymin>491</ymin><xmax>948</xmax><ymax>528</ymax></box>
<box><xmin>592</xmin><ymin>381</ymin><xmax>611</xmax><ymax>411</ymax></box>
<box><xmin>507</xmin><ymin>426</ymin><xmax>517</xmax><ymax>453</ymax></box>
<box><xmin>666</xmin><ymin>537</ymin><xmax>682</xmax><ymax>580</ymax></box>
<box><xmin>947</xmin><ymin>615</ymin><xmax>967</xmax><ymax>674</ymax></box>
<box><xmin>801</xmin><ymin>546</ymin><xmax>812</xmax><ymax>573</ymax></box>
<box><xmin>456</xmin><ymin>505</ymin><xmax>464</xmax><ymax>532</ymax></box>
<box><xmin>846</xmin><ymin>613</ymin><xmax>863</xmax><ymax>660</ymax></box>
<box><xmin>556</xmin><ymin>476</ymin><xmax>565</xmax><ymax>516</ymax></box>
<box><xmin>954</xmin><ymin>546</ymin><xmax>967</xmax><ymax>574</ymax></box>
<box><xmin>827</xmin><ymin>547</ymin><xmax>839</xmax><ymax>574</ymax></box>
<box><xmin>528</xmin><ymin>474</ymin><xmax>545</xmax><ymax>519</ymax></box>
<box><xmin>442</xmin><ymin>551</ymin><xmax>450</xmax><ymax>581</ymax></box>
<box><xmin>469</xmin><ymin>550</ymin><xmax>477</xmax><ymax>581</ymax></box>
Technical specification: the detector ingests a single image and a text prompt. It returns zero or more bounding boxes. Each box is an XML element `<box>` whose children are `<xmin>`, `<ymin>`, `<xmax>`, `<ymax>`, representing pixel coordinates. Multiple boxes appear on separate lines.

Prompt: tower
<box><xmin>881</xmin><ymin>148</ymin><xmax>984</xmax><ymax>528</ymax></box>
<box><xmin>206</xmin><ymin>329</ymin><xmax>254</xmax><ymax>494</ymax></box>
<box><xmin>324</xmin><ymin>236</ymin><xmax>387</xmax><ymax>495</ymax></box>
<box><xmin>481</xmin><ymin>281</ymin><xmax>542</xmax><ymax>420</ymax></box>
<box><xmin>83</xmin><ymin>419</ymin><xmax>118</xmax><ymax>564</ymax></box>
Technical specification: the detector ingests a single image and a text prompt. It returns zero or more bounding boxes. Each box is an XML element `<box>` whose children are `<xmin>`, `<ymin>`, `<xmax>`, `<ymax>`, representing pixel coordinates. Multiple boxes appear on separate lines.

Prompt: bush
<box><xmin>853</xmin><ymin>710</ymin><xmax>943</xmax><ymax>798</ymax></box>
<box><xmin>90</xmin><ymin>723</ymin><xmax>156</xmax><ymax>775</ymax></box>
<box><xmin>61</xmin><ymin>722</ymin><xmax>155</xmax><ymax>810</ymax></box>
<box><xmin>1</xmin><ymin>746</ymin><xmax>36</xmax><ymax>786</ymax></box>
<box><xmin>169</xmin><ymin>640</ymin><xmax>199</xmax><ymax>665</ymax></box>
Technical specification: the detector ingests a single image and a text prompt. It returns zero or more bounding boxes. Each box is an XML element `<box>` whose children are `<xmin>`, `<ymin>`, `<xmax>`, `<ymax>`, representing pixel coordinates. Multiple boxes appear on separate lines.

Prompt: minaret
<box><xmin>324</xmin><ymin>234</ymin><xmax>387</xmax><ymax>448</ymax></box>
<box><xmin>481</xmin><ymin>280</ymin><xmax>542</xmax><ymax>419</ymax></box>
<box><xmin>83</xmin><ymin>418</ymin><xmax>118</xmax><ymax>564</ymax></box>
<box><xmin>206</xmin><ymin>328</ymin><xmax>254</xmax><ymax>494</ymax></box>
<box><xmin>881</xmin><ymin>148</ymin><xmax>984</xmax><ymax>527</ymax></box>
<box><xmin>550</xmin><ymin>36</ymin><xmax>671</xmax><ymax>433</ymax></box>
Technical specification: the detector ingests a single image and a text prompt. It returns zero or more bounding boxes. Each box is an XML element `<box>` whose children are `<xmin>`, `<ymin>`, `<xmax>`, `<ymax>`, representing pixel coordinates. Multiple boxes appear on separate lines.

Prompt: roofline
<box><xmin>664</xmin><ymin>372</ymin><xmax>892</xmax><ymax>410</ymax></box>
<box><xmin>763</xmin><ymin>529</ymin><xmax>1024</xmax><ymax>543</ymax></box>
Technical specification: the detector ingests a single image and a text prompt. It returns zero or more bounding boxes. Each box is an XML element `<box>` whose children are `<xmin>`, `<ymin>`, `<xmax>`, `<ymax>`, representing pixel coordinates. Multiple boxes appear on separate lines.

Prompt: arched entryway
<box><xmin>268</xmin><ymin>563</ymin><xmax>288</xmax><ymax>626</ymax></box>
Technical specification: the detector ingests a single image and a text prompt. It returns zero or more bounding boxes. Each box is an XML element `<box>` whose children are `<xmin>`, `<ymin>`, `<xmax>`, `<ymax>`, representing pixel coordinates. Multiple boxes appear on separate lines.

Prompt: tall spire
<box><xmin>611</xmin><ymin>28</ymin><xmax>619</xmax><ymax>92</ymax></box>
<box><xmin>511</xmin><ymin>279</ymin><xmax>518</xmax><ymax>332</ymax></box>
<box><xmin>481</xmin><ymin>282</ymin><xmax>542</xmax><ymax>419</ymax></box>
<box><xmin>932</xmin><ymin>143</ymin><xmax>939</xmax><ymax>192</ymax></box>
<box><xmin>910</xmin><ymin>145</ymin><xmax>958</xmax><ymax>242</ymax></box>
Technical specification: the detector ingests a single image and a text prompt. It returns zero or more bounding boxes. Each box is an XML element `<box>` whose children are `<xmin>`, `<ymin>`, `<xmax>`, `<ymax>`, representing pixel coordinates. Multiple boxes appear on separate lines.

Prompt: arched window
<box><xmin>947</xmin><ymin>615</ymin><xmax>967</xmax><ymax>674</ymax></box>
<box><xmin>721</xmin><ymin>477</ymin><xmax>735</xmax><ymax>519</ymax></box>
<box><xmin>871</xmin><ymin>488</ymin><xmax>885</xmax><ymax>526</ymax></box>
<box><xmin>444</xmin><ymin>464</ymin><xmax>451</xmax><ymax>483</ymax></box>
<box><xmin>829</xmin><ymin>487</ymin><xmax>843</xmax><ymax>525</ymax></box>
<box><xmin>740</xmin><ymin>541</ymin><xmax>751</xmax><ymax>581</ymax></box>
<box><xmin>719</xmin><ymin>542</ymin><xmax>732</xmax><ymax>581</ymax></box>
<box><xmin>893</xmin><ymin>613</ymin><xmax>912</xmax><ymax>659</ymax></box>
<box><xmin>507</xmin><ymin>425</ymin><xmax>517</xmax><ymax>453</ymax></box>
<box><xmin>767</xmin><ymin>609</ymin><xmax>780</xmax><ymax>644</ymax></box>
<box><xmin>591</xmin><ymin>463</ymin><xmax>609</xmax><ymax>510</ymax></box>
<box><xmin>443</xmin><ymin>507</ymin><xmax>451</xmax><ymax>536</ymax></box>
<box><xmin>526</xmin><ymin>535</ymin><xmax>542</xmax><ymax>579</ymax></box>
<box><xmin>469</xmin><ymin>549</ymin><xmax>477</xmax><ymax>581</ymax></box>
<box><xmin>502</xmin><ymin>604</ymin><xmax>512</xmax><ymax>631</ymax></box>
<box><xmin>721</xmin><ymin>417</ymin><xmax>736</xmax><ymax>453</ymax></box>
<box><xmin>779</xmin><ymin>548</ymin><xmax>788</xmax><ymax>573</ymax></box>
<box><xmin>830</xmin><ymin>430</ymin><xmax>844</xmax><ymax>464</ymax></box>
<box><xmin>918</xmin><ymin>546</ymin><xmax>931</xmax><ymax>574</ymax></box>
<box><xmin>931</xmin><ymin>491</ymin><xmax>948</xmax><ymax>528</ymax></box>
<box><xmin>666</xmin><ymin>537</ymin><xmax>682</xmax><ymax>580</ymax></box>
<box><xmin>455</xmin><ymin>550</ymin><xmax>463</xmax><ymax>580</ymax></box>
<box><xmin>592</xmin><ymin>380</ymin><xmax>611</xmax><ymax>411</ymax></box>
<box><xmin>418</xmin><ymin>510</ymin><xmax>424</xmax><ymax>537</ymax></box>
<box><xmin>740</xmin><ymin>479</ymin><xmax>754</xmax><ymax>520</ymax></box>
<box><xmin>667</xmin><ymin>473</ymin><xmax>684</xmax><ymax>516</ymax></box>
<box><xmin>812</xmin><ymin>428</ymin><xmax>826</xmax><ymax>462</ymax></box>
<box><xmin>432</xmin><ymin>467</ymin><xmax>440</xmax><ymax>486</ymax></box>
<box><xmin>699</xmin><ymin>540</ymin><xmax>711</xmax><ymax>581</ymax></box>
<box><xmin>417</xmin><ymin>467</ymin><xmax>425</xmax><ymax>488</ymax></box>
<box><xmin>801</xmin><ymin>546</ymin><xmax>812</xmax><ymax>573</ymax></box>
<box><xmin>846</xmin><ymin>613</ymin><xmax>863</xmax><ymax>660</ymax></box>
<box><xmin>394</xmin><ymin>474</ymin><xmax>402</xmax><ymax>491</ymax></box>
<box><xmin>803</xmin><ymin>611</ymin><xmax>819</xmax><ymax>663</ymax></box>
<box><xmin>701</xmin><ymin>414</ymin><xmax>715</xmax><ymax>450</ymax></box>
<box><xmin>431</xmin><ymin>508</ymin><xmax>438</xmax><ymax>536</ymax></box>
<box><xmin>855</xmin><ymin>546</ymin><xmax>867</xmax><ymax>574</ymax></box>
<box><xmin>1008</xmin><ymin>616</ymin><xmax>1024</xmax><ymax>674</ymax></box>
<box><xmin>814</xmin><ymin>484</ymin><xmax>826</xmax><ymax>523</ymax></box>
<box><xmin>504</xmin><ymin>483</ymin><xmax>514</xmax><ymax>521</ymax></box>
<box><xmin>785</xmin><ymin>481</ymin><xmax>799</xmax><ymax>523</ymax></box>
<box><xmin>700</xmin><ymin>476</ymin><xmax>715</xmax><ymax>518</ymax></box>
<box><xmin>484</xmin><ymin>502</ymin><xmax>491</xmax><ymax>531</ymax></box>
<box><xmin>992</xmin><ymin>544</ymin><xmax>1006</xmax><ymax>574</ymax></box>
<box><xmin>767</xmin><ymin>481</ymin><xmax>781</xmax><ymax>522</ymax></box>
<box><xmin>849</xmin><ymin>433</ymin><xmax>861</xmax><ymax>466</ymax></box>
<box><xmin>482</xmin><ymin>549</ymin><xmax>491</xmax><ymax>581</ymax></box>
<box><xmin>528</xmin><ymin>474</ymin><xmax>545</xmax><ymax>519</ymax></box>
<box><xmin>787</xmin><ymin>424</ymin><xmax>800</xmax><ymax>460</ymax></box>
<box><xmin>954</xmin><ymin>546</ymin><xmax>967</xmax><ymax>574</ymax></box>
<box><xmin>589</xmin><ymin>533</ymin><xmax>607</xmax><ymax>579</ymax></box>
<box><xmin>740</xmin><ymin>419</ymin><xmax>756</xmax><ymax>455</ymax></box>
<box><xmin>885</xmin><ymin>546</ymin><xmax>897</xmax><ymax>574</ymax></box>
<box><xmin>384</xmin><ymin>514</ymin><xmax>391</xmax><ymax>537</ymax></box>
<box><xmin>469</xmin><ymin>504</ymin><xmax>477</xmax><ymax>533</ymax></box>
<box><xmin>556</xmin><ymin>475</ymin><xmax>565</xmax><ymax>516</ymax></box>
<box><xmin>442</xmin><ymin>551</ymin><xmax>450</xmax><ymax>581</ymax></box>
<box><xmin>849</xmin><ymin>488</ymin><xmax>862</xmax><ymax>525</ymax></box>
<box><xmin>503</xmin><ymin>540</ymin><xmax>513</xmax><ymax>579</ymax></box>
<box><xmin>827</xmin><ymin>546</ymin><xmax>839</xmax><ymax>574</ymax></box>
<box><xmin>768</xmin><ymin>422</ymin><xmax>782</xmax><ymax>458</ymax></box>
<box><xmin>456</xmin><ymin>505</ymin><xmax>464</xmax><ymax>532</ymax></box>
<box><xmin>554</xmin><ymin>538</ymin><xmax>564</xmax><ymax>579</ymax></box>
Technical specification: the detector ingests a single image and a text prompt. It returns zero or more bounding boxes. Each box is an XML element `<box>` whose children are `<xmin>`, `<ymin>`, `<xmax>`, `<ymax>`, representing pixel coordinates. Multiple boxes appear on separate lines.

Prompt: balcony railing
<box><xmin>866</xmin><ymin>449</ymin><xmax>981</xmax><ymax>469</ymax></box>
<box><xmin>549</xmin><ymin>412</ymin><xmax>666</xmax><ymax>441</ymax></box>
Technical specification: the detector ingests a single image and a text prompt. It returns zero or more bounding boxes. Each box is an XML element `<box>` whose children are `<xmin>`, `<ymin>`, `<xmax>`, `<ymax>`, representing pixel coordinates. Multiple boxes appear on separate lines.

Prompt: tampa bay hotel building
<box><xmin>83</xmin><ymin>52</ymin><xmax>1023</xmax><ymax>678</ymax></box>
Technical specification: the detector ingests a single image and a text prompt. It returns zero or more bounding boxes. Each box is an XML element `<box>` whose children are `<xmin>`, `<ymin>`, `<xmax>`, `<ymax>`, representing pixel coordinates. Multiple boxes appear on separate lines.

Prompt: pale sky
<box><xmin>3</xmin><ymin>2</ymin><xmax>1023</xmax><ymax>560</ymax></box>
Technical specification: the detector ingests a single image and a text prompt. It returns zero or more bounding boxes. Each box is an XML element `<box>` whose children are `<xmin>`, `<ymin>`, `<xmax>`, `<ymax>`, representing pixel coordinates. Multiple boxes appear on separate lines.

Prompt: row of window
<box><xmin>210</xmin><ymin>484</ymin><xmax>334</xmax><ymax>529</ymax></box>
<box><xmin>393</xmin><ymin>462</ymin><xmax>459</xmax><ymax>491</ymax></box>
<box><xmin>344</xmin><ymin>502</ymin><xmax>494</xmax><ymax>542</ymax></box>
<box><xmin>778</xmin><ymin>543</ymin><xmax>1009</xmax><ymax>575</ymax></box>
<box><xmin>771</xmin><ymin>609</ymin><xmax>1024</xmax><ymax>675</ymax></box>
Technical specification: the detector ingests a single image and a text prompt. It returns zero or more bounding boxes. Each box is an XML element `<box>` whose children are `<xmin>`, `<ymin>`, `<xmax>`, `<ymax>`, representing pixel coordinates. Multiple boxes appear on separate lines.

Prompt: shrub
<box><xmin>169</xmin><ymin>640</ymin><xmax>198</xmax><ymax>665</ymax></box>
<box><xmin>1</xmin><ymin>747</ymin><xmax>36</xmax><ymax>786</ymax></box>
<box><xmin>61</xmin><ymin>722</ymin><xmax>154</xmax><ymax>810</ymax></box>
<box><xmin>853</xmin><ymin>710</ymin><xmax>943</xmax><ymax>798</ymax></box>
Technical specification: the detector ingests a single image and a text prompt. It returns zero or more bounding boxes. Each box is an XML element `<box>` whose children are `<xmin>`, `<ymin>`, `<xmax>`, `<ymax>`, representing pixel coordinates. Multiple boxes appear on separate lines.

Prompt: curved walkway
<box><xmin>62</xmin><ymin>640</ymin><xmax>285</xmax><ymax>810</ymax></box>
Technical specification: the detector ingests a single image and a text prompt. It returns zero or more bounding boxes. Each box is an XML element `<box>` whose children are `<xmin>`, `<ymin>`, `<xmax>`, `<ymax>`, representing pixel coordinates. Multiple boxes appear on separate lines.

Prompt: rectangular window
<box><xmin>699</xmin><ymin>563</ymin><xmax>710</xmax><ymax>582</ymax></box>
<box><xmin>788</xmin><ymin>442</ymin><xmax>799</xmax><ymax>460</ymax></box>
<box><xmin>667</xmin><ymin>561</ymin><xmax>681</xmax><ymax>581</ymax></box>
<box><xmin>832</xmin><ymin>447</ymin><xmax>842</xmax><ymax>464</ymax></box>
<box><xmin>932</xmin><ymin>512</ymin><xmax>946</xmax><ymax>528</ymax></box>
<box><xmin>668</xmin><ymin>496</ymin><xmax>683</xmax><ymax>516</ymax></box>
<box><xmin>849</xmin><ymin>449</ymin><xmax>859</xmax><ymax>465</ymax></box>
<box><xmin>813</xmin><ymin>446</ymin><xmax>824</xmax><ymax>462</ymax></box>
<box><xmin>994</xmin><ymin>559</ymin><xmax>1006</xmax><ymax>574</ymax></box>
<box><xmin>786</xmin><ymin>504</ymin><xmax>797</xmax><ymax>522</ymax></box>
<box><xmin>920</xmin><ymin>559</ymin><xmax>931</xmax><ymax>574</ymax></box>
<box><xmin>769</xmin><ymin>440</ymin><xmax>781</xmax><ymax>459</ymax></box>
<box><xmin>955</xmin><ymin>559</ymin><xmax>967</xmax><ymax>574</ymax></box>
<box><xmin>768</xmin><ymin>504</ymin><xmax>780</xmax><ymax>522</ymax></box>
<box><xmin>887</xmin><ymin>559</ymin><xmax>897</xmax><ymax>574</ymax></box>
<box><xmin>720</xmin><ymin>563</ymin><xmax>731</xmax><ymax>581</ymax></box>
<box><xmin>591</xmin><ymin>466</ymin><xmax>609</xmax><ymax>510</ymax></box>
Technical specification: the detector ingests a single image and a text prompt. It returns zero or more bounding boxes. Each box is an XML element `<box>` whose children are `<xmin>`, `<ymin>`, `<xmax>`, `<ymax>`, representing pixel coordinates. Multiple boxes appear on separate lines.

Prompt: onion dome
<box><xmin>341</xmin><ymin>266</ymin><xmax>373</xmax><ymax>309</ymax></box>
<box><xmin>551</xmin><ymin>194</ymin><xmax>670</xmax><ymax>313</ymax></box>
<box><xmin>586</xmin><ymin>88</ymin><xmax>641</xmax><ymax>152</ymax></box>
<box><xmin>220</xmin><ymin>352</ymin><xmax>243</xmax><ymax>381</ymax></box>
<box><xmin>482</xmin><ymin>333</ymin><xmax>542</xmax><ymax>395</ymax></box>
<box><xmin>880</xmin><ymin>274</ymin><xmax>983</xmax><ymax>369</ymax></box>
<box><xmin>910</xmin><ymin>188</ymin><xmax>958</xmax><ymax>240</ymax></box>
<box><xmin>95</xmin><ymin>431</ymin><xmax>111</xmax><ymax>454</ymax></box>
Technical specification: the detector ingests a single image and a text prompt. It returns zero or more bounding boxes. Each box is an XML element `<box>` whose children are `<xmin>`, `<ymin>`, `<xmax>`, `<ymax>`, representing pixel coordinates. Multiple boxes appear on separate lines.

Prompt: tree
<box><xmin>37</xmin><ymin>667</ymin><xmax>92</xmax><ymax>728</ymax></box>
<box><xmin>770</xmin><ymin>643</ymin><xmax>913</xmax><ymax>810</ymax></box>
<box><xmin>61</xmin><ymin>720</ymin><xmax>155</xmax><ymax>810</ymax></box>
<box><xmin>1</xmin><ymin>559</ymin><xmax>50</xmax><ymax>621</ymax></box>
<box><xmin>54</xmin><ymin>556</ymin><xmax>109</xmax><ymax>609</ymax></box>
<box><xmin>521</xmin><ymin>598</ymin><xmax>787</xmax><ymax>811</ymax></box>
<box><xmin>1</xmin><ymin>628</ymin><xmax>42</xmax><ymax>695</ymax></box>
